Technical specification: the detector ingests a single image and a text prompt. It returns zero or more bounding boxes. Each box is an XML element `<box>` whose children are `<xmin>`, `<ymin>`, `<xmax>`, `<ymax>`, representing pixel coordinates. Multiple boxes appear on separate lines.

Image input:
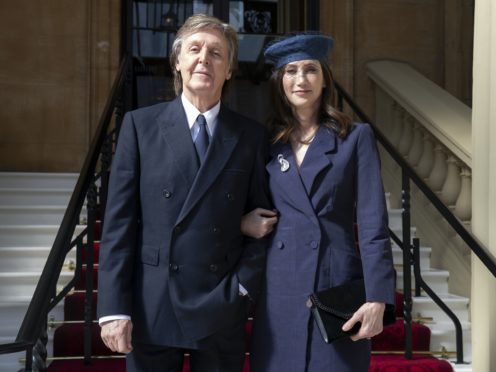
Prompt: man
<box><xmin>97</xmin><ymin>14</ymin><xmax>271</xmax><ymax>372</ymax></box>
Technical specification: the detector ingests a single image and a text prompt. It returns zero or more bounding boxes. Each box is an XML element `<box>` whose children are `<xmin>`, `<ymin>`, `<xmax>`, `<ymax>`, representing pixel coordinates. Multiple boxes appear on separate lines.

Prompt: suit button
<box><xmin>174</xmin><ymin>225</ymin><xmax>182</xmax><ymax>234</ymax></box>
<box><xmin>209</xmin><ymin>264</ymin><xmax>218</xmax><ymax>272</ymax></box>
<box><xmin>212</xmin><ymin>226</ymin><xmax>221</xmax><ymax>234</ymax></box>
<box><xmin>169</xmin><ymin>263</ymin><xmax>179</xmax><ymax>272</ymax></box>
<box><xmin>276</xmin><ymin>240</ymin><xmax>284</xmax><ymax>249</ymax></box>
<box><xmin>163</xmin><ymin>189</ymin><xmax>172</xmax><ymax>198</ymax></box>
<box><xmin>310</xmin><ymin>241</ymin><xmax>319</xmax><ymax>249</ymax></box>
<box><xmin>226</xmin><ymin>192</ymin><xmax>234</xmax><ymax>201</ymax></box>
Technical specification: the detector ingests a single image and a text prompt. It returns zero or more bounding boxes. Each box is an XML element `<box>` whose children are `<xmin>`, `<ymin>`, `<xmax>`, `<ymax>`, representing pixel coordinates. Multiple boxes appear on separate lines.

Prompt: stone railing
<box><xmin>367</xmin><ymin>60</ymin><xmax>472</xmax><ymax>297</ymax></box>
<box><xmin>367</xmin><ymin>60</ymin><xmax>472</xmax><ymax>222</ymax></box>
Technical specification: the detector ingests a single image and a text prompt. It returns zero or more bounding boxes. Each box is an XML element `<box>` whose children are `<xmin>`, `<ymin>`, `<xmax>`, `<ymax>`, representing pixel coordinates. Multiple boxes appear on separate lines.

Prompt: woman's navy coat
<box><xmin>251</xmin><ymin>123</ymin><xmax>395</xmax><ymax>372</ymax></box>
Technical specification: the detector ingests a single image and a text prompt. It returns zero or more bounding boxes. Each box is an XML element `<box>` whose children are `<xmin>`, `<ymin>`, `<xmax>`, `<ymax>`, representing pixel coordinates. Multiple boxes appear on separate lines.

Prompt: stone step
<box><xmin>0</xmin><ymin>333</ymin><xmax>55</xmax><ymax>371</ymax></box>
<box><xmin>388</xmin><ymin>208</ymin><xmax>403</xmax><ymax>231</ymax></box>
<box><xmin>451</xmin><ymin>362</ymin><xmax>472</xmax><ymax>372</ymax></box>
<box><xmin>0</xmin><ymin>188</ymin><xmax>73</xmax><ymax>206</ymax></box>
<box><xmin>0</xmin><ymin>340</ymin><xmax>25</xmax><ymax>372</ymax></box>
<box><xmin>396</xmin><ymin>268</ymin><xmax>450</xmax><ymax>294</ymax></box>
<box><xmin>429</xmin><ymin>321</ymin><xmax>472</xmax><ymax>363</ymax></box>
<box><xmin>0</xmin><ymin>172</ymin><xmax>78</xmax><ymax>189</ymax></box>
<box><xmin>392</xmin><ymin>245</ymin><xmax>431</xmax><ymax>269</ymax></box>
<box><xmin>0</xmin><ymin>247</ymin><xmax>76</xmax><ymax>272</ymax></box>
<box><xmin>390</xmin><ymin>226</ymin><xmax>418</xmax><ymax>250</ymax></box>
<box><xmin>411</xmin><ymin>294</ymin><xmax>470</xmax><ymax>323</ymax></box>
<box><xmin>0</xmin><ymin>205</ymin><xmax>80</xmax><ymax>225</ymax></box>
<box><xmin>0</xmin><ymin>271</ymin><xmax>74</xmax><ymax>298</ymax></box>
<box><xmin>0</xmin><ymin>300</ymin><xmax>64</xmax><ymax>339</ymax></box>
<box><xmin>0</xmin><ymin>225</ymin><xmax>85</xmax><ymax>247</ymax></box>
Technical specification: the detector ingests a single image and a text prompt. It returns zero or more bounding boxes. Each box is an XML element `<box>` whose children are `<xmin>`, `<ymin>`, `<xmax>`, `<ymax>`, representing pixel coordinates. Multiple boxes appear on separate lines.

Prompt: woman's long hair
<box><xmin>268</xmin><ymin>61</ymin><xmax>352</xmax><ymax>144</ymax></box>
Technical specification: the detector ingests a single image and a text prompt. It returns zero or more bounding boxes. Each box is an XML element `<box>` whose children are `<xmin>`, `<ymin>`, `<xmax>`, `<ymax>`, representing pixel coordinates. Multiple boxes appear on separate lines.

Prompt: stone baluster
<box><xmin>454</xmin><ymin>167</ymin><xmax>472</xmax><ymax>221</ymax></box>
<box><xmin>398</xmin><ymin>114</ymin><xmax>414</xmax><ymax>158</ymax></box>
<box><xmin>427</xmin><ymin>144</ymin><xmax>448</xmax><ymax>191</ymax></box>
<box><xmin>408</xmin><ymin>123</ymin><xmax>424</xmax><ymax>167</ymax></box>
<box><xmin>416</xmin><ymin>132</ymin><xmax>435</xmax><ymax>178</ymax></box>
<box><xmin>390</xmin><ymin>103</ymin><xmax>404</xmax><ymax>148</ymax></box>
<box><xmin>440</xmin><ymin>156</ymin><xmax>462</xmax><ymax>205</ymax></box>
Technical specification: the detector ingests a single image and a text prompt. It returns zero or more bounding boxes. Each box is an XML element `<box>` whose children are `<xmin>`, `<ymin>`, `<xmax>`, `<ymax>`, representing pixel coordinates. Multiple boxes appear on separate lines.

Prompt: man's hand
<box><xmin>342</xmin><ymin>302</ymin><xmax>385</xmax><ymax>341</ymax></box>
<box><xmin>100</xmin><ymin>319</ymin><xmax>133</xmax><ymax>353</ymax></box>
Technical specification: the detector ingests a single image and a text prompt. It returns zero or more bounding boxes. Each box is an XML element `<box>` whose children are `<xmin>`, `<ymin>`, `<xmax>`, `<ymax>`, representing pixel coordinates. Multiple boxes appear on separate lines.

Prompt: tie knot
<box><xmin>196</xmin><ymin>114</ymin><xmax>207</xmax><ymax>128</ymax></box>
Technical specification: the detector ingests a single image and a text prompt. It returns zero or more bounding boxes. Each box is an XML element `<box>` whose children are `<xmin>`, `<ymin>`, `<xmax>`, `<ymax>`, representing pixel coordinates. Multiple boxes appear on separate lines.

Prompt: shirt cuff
<box><xmin>239</xmin><ymin>283</ymin><xmax>249</xmax><ymax>296</ymax></box>
<box><xmin>98</xmin><ymin>314</ymin><xmax>131</xmax><ymax>326</ymax></box>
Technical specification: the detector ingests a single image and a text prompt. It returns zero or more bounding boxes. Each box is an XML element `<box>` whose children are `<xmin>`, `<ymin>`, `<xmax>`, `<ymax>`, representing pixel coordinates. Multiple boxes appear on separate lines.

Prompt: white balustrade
<box><xmin>455</xmin><ymin>168</ymin><xmax>472</xmax><ymax>221</ymax></box>
<box><xmin>408</xmin><ymin>124</ymin><xmax>424</xmax><ymax>167</ymax></box>
<box><xmin>440</xmin><ymin>156</ymin><xmax>462</xmax><ymax>205</ymax></box>
<box><xmin>416</xmin><ymin>133</ymin><xmax>435</xmax><ymax>179</ymax></box>
<box><xmin>398</xmin><ymin>114</ymin><xmax>414</xmax><ymax>157</ymax></box>
<box><xmin>427</xmin><ymin>144</ymin><xmax>448</xmax><ymax>191</ymax></box>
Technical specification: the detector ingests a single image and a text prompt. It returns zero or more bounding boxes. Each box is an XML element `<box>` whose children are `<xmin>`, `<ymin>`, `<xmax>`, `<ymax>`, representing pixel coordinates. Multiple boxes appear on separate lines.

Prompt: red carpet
<box><xmin>47</xmin><ymin>236</ymin><xmax>453</xmax><ymax>371</ymax></box>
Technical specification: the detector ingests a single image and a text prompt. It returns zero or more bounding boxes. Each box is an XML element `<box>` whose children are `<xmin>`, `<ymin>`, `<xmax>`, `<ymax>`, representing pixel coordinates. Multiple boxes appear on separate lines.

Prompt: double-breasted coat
<box><xmin>251</xmin><ymin>123</ymin><xmax>395</xmax><ymax>372</ymax></box>
<box><xmin>97</xmin><ymin>97</ymin><xmax>270</xmax><ymax>347</ymax></box>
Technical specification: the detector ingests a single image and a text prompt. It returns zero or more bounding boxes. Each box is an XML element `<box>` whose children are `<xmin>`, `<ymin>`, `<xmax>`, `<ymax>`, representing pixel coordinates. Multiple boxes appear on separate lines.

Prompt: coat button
<box><xmin>169</xmin><ymin>263</ymin><xmax>179</xmax><ymax>272</ymax></box>
<box><xmin>173</xmin><ymin>225</ymin><xmax>182</xmax><ymax>234</ymax></box>
<box><xmin>226</xmin><ymin>192</ymin><xmax>234</xmax><ymax>201</ymax></box>
<box><xmin>310</xmin><ymin>241</ymin><xmax>319</xmax><ymax>249</ymax></box>
<box><xmin>276</xmin><ymin>240</ymin><xmax>284</xmax><ymax>249</ymax></box>
<box><xmin>209</xmin><ymin>264</ymin><xmax>218</xmax><ymax>272</ymax></box>
<box><xmin>163</xmin><ymin>189</ymin><xmax>172</xmax><ymax>198</ymax></box>
<box><xmin>212</xmin><ymin>226</ymin><xmax>221</xmax><ymax>234</ymax></box>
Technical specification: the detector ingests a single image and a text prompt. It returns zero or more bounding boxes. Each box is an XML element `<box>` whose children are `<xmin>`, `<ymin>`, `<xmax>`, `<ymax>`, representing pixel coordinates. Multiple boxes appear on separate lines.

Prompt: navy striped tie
<box><xmin>194</xmin><ymin>114</ymin><xmax>209</xmax><ymax>164</ymax></box>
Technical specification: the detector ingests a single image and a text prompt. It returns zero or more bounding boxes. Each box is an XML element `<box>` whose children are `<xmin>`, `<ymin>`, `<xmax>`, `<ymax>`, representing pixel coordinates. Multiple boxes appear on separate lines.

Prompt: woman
<box><xmin>242</xmin><ymin>34</ymin><xmax>395</xmax><ymax>371</ymax></box>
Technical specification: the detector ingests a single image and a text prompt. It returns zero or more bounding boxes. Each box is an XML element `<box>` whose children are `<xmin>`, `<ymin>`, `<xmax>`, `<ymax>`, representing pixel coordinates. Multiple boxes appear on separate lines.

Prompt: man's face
<box><xmin>176</xmin><ymin>29</ymin><xmax>232</xmax><ymax>103</ymax></box>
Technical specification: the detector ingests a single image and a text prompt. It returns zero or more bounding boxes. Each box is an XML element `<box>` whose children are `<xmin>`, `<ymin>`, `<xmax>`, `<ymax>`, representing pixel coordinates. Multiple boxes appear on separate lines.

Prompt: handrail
<box><xmin>334</xmin><ymin>81</ymin><xmax>496</xmax><ymax>277</ymax></box>
<box><xmin>0</xmin><ymin>55</ymin><xmax>131</xmax><ymax>367</ymax></box>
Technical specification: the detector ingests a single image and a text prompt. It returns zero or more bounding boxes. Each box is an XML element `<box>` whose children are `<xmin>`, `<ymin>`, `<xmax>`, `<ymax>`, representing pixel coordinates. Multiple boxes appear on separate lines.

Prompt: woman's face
<box><xmin>282</xmin><ymin>59</ymin><xmax>325</xmax><ymax>112</ymax></box>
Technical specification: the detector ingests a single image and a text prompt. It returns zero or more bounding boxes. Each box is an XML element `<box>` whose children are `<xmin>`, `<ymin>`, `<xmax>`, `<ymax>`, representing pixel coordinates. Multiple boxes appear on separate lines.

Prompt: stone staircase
<box><xmin>0</xmin><ymin>172</ymin><xmax>80</xmax><ymax>371</ymax></box>
<box><xmin>387</xmin><ymin>202</ymin><xmax>472</xmax><ymax>371</ymax></box>
<box><xmin>0</xmin><ymin>173</ymin><xmax>472</xmax><ymax>371</ymax></box>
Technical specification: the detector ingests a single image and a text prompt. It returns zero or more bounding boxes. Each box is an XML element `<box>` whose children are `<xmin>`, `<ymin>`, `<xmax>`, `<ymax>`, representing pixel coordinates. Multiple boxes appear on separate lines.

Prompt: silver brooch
<box><xmin>278</xmin><ymin>154</ymin><xmax>290</xmax><ymax>172</ymax></box>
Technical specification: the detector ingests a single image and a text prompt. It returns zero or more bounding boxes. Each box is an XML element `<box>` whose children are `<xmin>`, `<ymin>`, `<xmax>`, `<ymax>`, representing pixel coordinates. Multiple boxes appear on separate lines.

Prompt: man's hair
<box><xmin>170</xmin><ymin>14</ymin><xmax>238</xmax><ymax>96</ymax></box>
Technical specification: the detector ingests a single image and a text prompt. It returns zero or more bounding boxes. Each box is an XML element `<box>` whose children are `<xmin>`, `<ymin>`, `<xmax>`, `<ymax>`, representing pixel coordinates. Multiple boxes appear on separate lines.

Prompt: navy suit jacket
<box><xmin>97</xmin><ymin>97</ymin><xmax>270</xmax><ymax>346</ymax></box>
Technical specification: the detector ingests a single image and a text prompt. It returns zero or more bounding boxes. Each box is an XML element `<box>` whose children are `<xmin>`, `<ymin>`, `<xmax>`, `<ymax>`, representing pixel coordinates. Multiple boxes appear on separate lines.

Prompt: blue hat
<box><xmin>264</xmin><ymin>34</ymin><xmax>334</xmax><ymax>69</ymax></box>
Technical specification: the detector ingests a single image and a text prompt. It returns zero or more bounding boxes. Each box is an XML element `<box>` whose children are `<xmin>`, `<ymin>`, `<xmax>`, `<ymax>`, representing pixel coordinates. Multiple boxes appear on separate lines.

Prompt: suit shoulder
<box><xmin>346</xmin><ymin>122</ymin><xmax>375</xmax><ymax>140</ymax></box>
<box><xmin>127</xmin><ymin>101</ymin><xmax>171</xmax><ymax>121</ymax></box>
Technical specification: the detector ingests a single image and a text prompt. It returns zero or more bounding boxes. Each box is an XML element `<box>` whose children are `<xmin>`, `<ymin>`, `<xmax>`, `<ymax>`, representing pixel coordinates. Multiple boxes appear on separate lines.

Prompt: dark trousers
<box><xmin>126</xmin><ymin>321</ymin><xmax>246</xmax><ymax>372</ymax></box>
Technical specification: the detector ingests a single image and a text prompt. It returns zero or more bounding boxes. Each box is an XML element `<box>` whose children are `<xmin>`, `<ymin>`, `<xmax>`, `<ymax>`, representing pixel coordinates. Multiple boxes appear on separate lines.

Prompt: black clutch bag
<box><xmin>306</xmin><ymin>279</ymin><xmax>395</xmax><ymax>343</ymax></box>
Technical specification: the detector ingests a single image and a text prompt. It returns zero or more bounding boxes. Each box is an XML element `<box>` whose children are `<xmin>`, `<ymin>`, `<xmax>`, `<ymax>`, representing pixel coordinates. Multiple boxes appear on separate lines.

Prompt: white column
<box><xmin>471</xmin><ymin>0</ymin><xmax>496</xmax><ymax>370</ymax></box>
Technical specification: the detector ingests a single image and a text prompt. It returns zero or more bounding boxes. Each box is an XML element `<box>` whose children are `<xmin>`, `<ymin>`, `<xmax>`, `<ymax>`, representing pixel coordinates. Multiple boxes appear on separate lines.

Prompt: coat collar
<box><xmin>266</xmin><ymin>126</ymin><xmax>336</xmax><ymax>227</ymax></box>
<box><xmin>176</xmin><ymin>103</ymin><xmax>242</xmax><ymax>224</ymax></box>
<box><xmin>297</xmin><ymin>126</ymin><xmax>336</xmax><ymax>194</ymax></box>
<box><xmin>157</xmin><ymin>97</ymin><xmax>199</xmax><ymax>189</ymax></box>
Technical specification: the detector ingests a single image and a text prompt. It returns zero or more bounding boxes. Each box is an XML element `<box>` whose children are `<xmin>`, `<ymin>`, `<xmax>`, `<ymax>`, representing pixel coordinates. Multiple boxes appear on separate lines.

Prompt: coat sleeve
<box><xmin>97</xmin><ymin>112</ymin><xmax>140</xmax><ymax>318</ymax></box>
<box><xmin>355</xmin><ymin>124</ymin><xmax>395</xmax><ymax>305</ymax></box>
<box><xmin>235</xmin><ymin>126</ymin><xmax>272</xmax><ymax>301</ymax></box>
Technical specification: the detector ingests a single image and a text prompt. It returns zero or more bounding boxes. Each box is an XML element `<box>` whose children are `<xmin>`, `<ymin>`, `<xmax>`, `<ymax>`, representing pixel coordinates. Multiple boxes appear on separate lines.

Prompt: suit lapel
<box><xmin>267</xmin><ymin>143</ymin><xmax>319</xmax><ymax>228</ymax></box>
<box><xmin>157</xmin><ymin>97</ymin><xmax>199</xmax><ymax>188</ymax></box>
<box><xmin>298</xmin><ymin>126</ymin><xmax>336</xmax><ymax>195</ymax></box>
<box><xmin>176</xmin><ymin>105</ymin><xmax>241</xmax><ymax>224</ymax></box>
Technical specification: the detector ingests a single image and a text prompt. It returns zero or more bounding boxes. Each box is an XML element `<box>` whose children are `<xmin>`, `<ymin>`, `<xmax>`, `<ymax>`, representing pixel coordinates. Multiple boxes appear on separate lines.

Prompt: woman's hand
<box><xmin>342</xmin><ymin>301</ymin><xmax>386</xmax><ymax>341</ymax></box>
<box><xmin>241</xmin><ymin>208</ymin><xmax>278</xmax><ymax>239</ymax></box>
